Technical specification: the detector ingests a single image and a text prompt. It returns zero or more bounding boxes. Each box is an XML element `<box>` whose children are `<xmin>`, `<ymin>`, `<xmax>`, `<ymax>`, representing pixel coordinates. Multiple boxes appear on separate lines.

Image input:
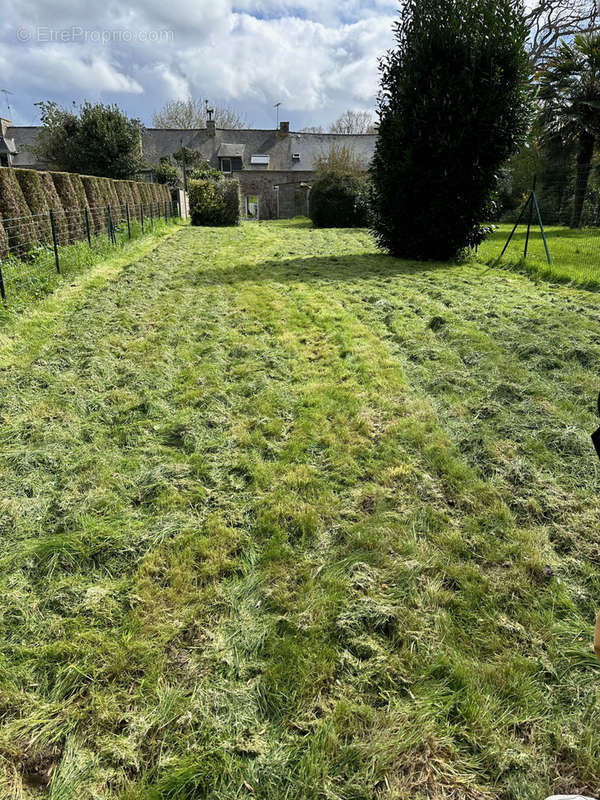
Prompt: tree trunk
<box><xmin>570</xmin><ymin>130</ymin><xmax>595</xmax><ymax>228</ymax></box>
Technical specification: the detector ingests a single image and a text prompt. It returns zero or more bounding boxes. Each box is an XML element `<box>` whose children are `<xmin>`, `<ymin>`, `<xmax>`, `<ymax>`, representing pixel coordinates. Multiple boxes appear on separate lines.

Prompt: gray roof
<box><xmin>6</xmin><ymin>126</ymin><xmax>47</xmax><ymax>167</ymax></box>
<box><xmin>0</xmin><ymin>137</ymin><xmax>16</xmax><ymax>154</ymax></box>
<box><xmin>8</xmin><ymin>124</ymin><xmax>377</xmax><ymax>173</ymax></box>
<box><xmin>217</xmin><ymin>142</ymin><xmax>245</xmax><ymax>158</ymax></box>
<box><xmin>141</xmin><ymin>127</ymin><xmax>376</xmax><ymax>172</ymax></box>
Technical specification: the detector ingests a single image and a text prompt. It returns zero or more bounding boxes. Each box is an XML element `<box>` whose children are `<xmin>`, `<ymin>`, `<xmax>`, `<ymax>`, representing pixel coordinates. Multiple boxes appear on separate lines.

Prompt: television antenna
<box><xmin>274</xmin><ymin>101</ymin><xmax>281</xmax><ymax>128</ymax></box>
<box><xmin>0</xmin><ymin>89</ymin><xmax>13</xmax><ymax>115</ymax></box>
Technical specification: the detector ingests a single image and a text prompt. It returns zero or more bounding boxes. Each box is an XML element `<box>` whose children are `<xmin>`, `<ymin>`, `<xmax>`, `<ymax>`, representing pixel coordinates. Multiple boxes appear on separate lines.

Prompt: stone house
<box><xmin>4</xmin><ymin>118</ymin><xmax>377</xmax><ymax>219</ymax></box>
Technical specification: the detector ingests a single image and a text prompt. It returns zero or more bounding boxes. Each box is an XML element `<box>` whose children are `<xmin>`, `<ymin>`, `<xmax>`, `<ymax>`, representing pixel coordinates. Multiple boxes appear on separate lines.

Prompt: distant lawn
<box><xmin>1</xmin><ymin>219</ymin><xmax>600</xmax><ymax>799</ymax></box>
<box><xmin>478</xmin><ymin>224</ymin><xmax>600</xmax><ymax>289</ymax></box>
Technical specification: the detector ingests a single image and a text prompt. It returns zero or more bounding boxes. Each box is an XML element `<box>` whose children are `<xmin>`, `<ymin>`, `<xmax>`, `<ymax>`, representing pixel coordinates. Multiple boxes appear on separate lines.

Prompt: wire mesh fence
<box><xmin>488</xmin><ymin>164</ymin><xmax>600</xmax><ymax>282</ymax></box>
<box><xmin>0</xmin><ymin>198</ymin><xmax>179</xmax><ymax>304</ymax></box>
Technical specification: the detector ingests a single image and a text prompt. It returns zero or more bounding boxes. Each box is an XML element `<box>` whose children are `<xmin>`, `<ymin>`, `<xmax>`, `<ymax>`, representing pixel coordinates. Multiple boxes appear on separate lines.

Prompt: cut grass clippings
<box><xmin>0</xmin><ymin>218</ymin><xmax>599</xmax><ymax>799</ymax></box>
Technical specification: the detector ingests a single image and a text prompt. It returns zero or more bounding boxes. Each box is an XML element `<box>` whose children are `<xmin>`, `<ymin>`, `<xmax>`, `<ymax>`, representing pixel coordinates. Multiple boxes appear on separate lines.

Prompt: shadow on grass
<box><xmin>188</xmin><ymin>252</ymin><xmax>462</xmax><ymax>288</ymax></box>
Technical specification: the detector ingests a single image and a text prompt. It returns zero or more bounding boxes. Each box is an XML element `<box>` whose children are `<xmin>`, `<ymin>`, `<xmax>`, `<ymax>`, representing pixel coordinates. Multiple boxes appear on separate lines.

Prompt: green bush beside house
<box><xmin>309</xmin><ymin>170</ymin><xmax>370</xmax><ymax>228</ymax></box>
<box><xmin>189</xmin><ymin>179</ymin><xmax>241</xmax><ymax>226</ymax></box>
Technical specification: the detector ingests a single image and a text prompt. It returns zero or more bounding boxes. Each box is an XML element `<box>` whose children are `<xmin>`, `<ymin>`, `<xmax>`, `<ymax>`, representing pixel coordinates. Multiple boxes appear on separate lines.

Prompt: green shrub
<box><xmin>154</xmin><ymin>158</ymin><xmax>181</xmax><ymax>188</ymax></box>
<box><xmin>81</xmin><ymin>175</ymin><xmax>106</xmax><ymax>233</ymax></box>
<box><xmin>309</xmin><ymin>170</ymin><xmax>370</xmax><ymax>228</ymax></box>
<box><xmin>0</xmin><ymin>167</ymin><xmax>38</xmax><ymax>254</ymax></box>
<box><xmin>370</xmin><ymin>0</ymin><xmax>530</xmax><ymax>260</ymax></box>
<box><xmin>39</xmin><ymin>171</ymin><xmax>68</xmax><ymax>241</ymax></box>
<box><xmin>189</xmin><ymin>179</ymin><xmax>241</xmax><ymax>226</ymax></box>
<box><xmin>14</xmin><ymin>168</ymin><xmax>52</xmax><ymax>244</ymax></box>
<box><xmin>52</xmin><ymin>172</ymin><xmax>81</xmax><ymax>243</ymax></box>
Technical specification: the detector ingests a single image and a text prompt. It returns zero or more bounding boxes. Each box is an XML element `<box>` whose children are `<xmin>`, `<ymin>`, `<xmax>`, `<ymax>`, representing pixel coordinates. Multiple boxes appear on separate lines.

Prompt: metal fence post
<box><xmin>84</xmin><ymin>207</ymin><xmax>92</xmax><ymax>248</ymax></box>
<box><xmin>49</xmin><ymin>209</ymin><xmax>60</xmax><ymax>273</ymax></box>
<box><xmin>164</xmin><ymin>200</ymin><xmax>168</xmax><ymax>222</ymax></box>
<box><xmin>140</xmin><ymin>204</ymin><xmax>144</xmax><ymax>233</ymax></box>
<box><xmin>107</xmin><ymin>205</ymin><xmax>116</xmax><ymax>244</ymax></box>
<box><xmin>0</xmin><ymin>261</ymin><xmax>5</xmax><ymax>302</ymax></box>
<box><xmin>150</xmin><ymin>204</ymin><xmax>154</xmax><ymax>228</ymax></box>
<box><xmin>126</xmin><ymin>202</ymin><xmax>131</xmax><ymax>239</ymax></box>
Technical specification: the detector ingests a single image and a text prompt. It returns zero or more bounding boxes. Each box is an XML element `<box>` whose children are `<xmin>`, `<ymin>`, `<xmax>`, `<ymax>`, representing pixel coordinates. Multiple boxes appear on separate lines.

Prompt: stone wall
<box><xmin>236</xmin><ymin>170</ymin><xmax>314</xmax><ymax>220</ymax></box>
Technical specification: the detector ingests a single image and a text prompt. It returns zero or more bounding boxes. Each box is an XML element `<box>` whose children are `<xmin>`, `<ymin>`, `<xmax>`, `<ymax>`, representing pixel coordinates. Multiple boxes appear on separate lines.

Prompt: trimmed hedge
<box><xmin>128</xmin><ymin>180</ymin><xmax>142</xmax><ymax>208</ymax></box>
<box><xmin>52</xmin><ymin>172</ymin><xmax>80</xmax><ymax>243</ymax></box>
<box><xmin>309</xmin><ymin>170</ymin><xmax>370</xmax><ymax>228</ymax></box>
<box><xmin>15</xmin><ymin>168</ymin><xmax>52</xmax><ymax>244</ymax></box>
<box><xmin>39</xmin><ymin>171</ymin><xmax>68</xmax><ymax>241</ymax></box>
<box><xmin>189</xmin><ymin>178</ymin><xmax>241</xmax><ymax>226</ymax></box>
<box><xmin>0</xmin><ymin>167</ymin><xmax>157</xmax><ymax>253</ymax></box>
<box><xmin>0</xmin><ymin>167</ymin><xmax>38</xmax><ymax>253</ymax></box>
<box><xmin>81</xmin><ymin>175</ymin><xmax>106</xmax><ymax>232</ymax></box>
<box><xmin>116</xmin><ymin>180</ymin><xmax>135</xmax><ymax>211</ymax></box>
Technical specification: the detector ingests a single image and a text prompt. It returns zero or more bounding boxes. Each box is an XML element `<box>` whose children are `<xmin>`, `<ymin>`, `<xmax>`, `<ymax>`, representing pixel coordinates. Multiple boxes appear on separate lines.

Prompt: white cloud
<box><xmin>2</xmin><ymin>0</ymin><xmax>395</xmax><ymax>126</ymax></box>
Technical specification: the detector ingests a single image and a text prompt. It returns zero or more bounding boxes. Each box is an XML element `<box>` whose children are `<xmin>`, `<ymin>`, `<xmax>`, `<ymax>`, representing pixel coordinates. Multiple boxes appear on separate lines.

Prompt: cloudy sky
<box><xmin>0</xmin><ymin>0</ymin><xmax>398</xmax><ymax>129</ymax></box>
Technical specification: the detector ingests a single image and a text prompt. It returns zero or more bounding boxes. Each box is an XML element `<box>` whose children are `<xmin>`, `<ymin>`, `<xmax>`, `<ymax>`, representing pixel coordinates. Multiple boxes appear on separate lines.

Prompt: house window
<box><xmin>220</xmin><ymin>158</ymin><xmax>232</xmax><ymax>174</ymax></box>
<box><xmin>250</xmin><ymin>155</ymin><xmax>269</xmax><ymax>166</ymax></box>
<box><xmin>0</xmin><ymin>154</ymin><xmax>8</xmax><ymax>167</ymax></box>
<box><xmin>292</xmin><ymin>153</ymin><xmax>300</xmax><ymax>161</ymax></box>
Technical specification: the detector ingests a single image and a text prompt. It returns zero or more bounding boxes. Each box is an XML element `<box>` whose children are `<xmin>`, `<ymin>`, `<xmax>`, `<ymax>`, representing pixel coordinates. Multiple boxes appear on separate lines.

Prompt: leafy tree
<box><xmin>153</xmin><ymin>98</ymin><xmax>247</xmax><ymax>129</ymax></box>
<box><xmin>537</xmin><ymin>33</ymin><xmax>600</xmax><ymax>228</ymax></box>
<box><xmin>154</xmin><ymin>157</ymin><xmax>181</xmax><ymax>188</ymax></box>
<box><xmin>34</xmin><ymin>101</ymin><xmax>144</xmax><ymax>180</ymax></box>
<box><xmin>371</xmin><ymin>0</ymin><xmax>530</xmax><ymax>260</ymax></box>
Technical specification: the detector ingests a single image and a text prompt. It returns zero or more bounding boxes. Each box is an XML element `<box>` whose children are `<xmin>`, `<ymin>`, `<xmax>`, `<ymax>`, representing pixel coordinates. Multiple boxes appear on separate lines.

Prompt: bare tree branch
<box><xmin>526</xmin><ymin>0</ymin><xmax>598</xmax><ymax>67</ymax></box>
<box><xmin>328</xmin><ymin>110</ymin><xmax>377</xmax><ymax>134</ymax></box>
<box><xmin>152</xmin><ymin>98</ymin><xmax>249</xmax><ymax>129</ymax></box>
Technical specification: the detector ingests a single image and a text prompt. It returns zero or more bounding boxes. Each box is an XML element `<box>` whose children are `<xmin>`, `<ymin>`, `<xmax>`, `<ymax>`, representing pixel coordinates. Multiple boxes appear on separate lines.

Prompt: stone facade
<box><xmin>5</xmin><ymin>120</ymin><xmax>377</xmax><ymax>220</ymax></box>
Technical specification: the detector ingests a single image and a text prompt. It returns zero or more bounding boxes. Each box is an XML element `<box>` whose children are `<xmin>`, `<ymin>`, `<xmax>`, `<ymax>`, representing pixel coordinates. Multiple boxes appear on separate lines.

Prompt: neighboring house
<box><xmin>4</xmin><ymin>118</ymin><xmax>377</xmax><ymax>219</ymax></box>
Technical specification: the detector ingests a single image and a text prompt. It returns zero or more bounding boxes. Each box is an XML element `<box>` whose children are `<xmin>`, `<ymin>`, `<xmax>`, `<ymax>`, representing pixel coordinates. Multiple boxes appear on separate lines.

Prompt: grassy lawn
<box><xmin>479</xmin><ymin>224</ymin><xmax>600</xmax><ymax>289</ymax></box>
<box><xmin>1</xmin><ymin>218</ymin><xmax>600</xmax><ymax>799</ymax></box>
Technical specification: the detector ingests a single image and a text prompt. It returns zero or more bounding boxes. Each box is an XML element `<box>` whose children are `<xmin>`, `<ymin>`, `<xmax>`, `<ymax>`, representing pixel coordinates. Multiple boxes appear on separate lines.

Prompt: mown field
<box><xmin>479</xmin><ymin>223</ymin><xmax>600</xmax><ymax>289</ymax></box>
<box><xmin>1</xmin><ymin>218</ymin><xmax>600</xmax><ymax>799</ymax></box>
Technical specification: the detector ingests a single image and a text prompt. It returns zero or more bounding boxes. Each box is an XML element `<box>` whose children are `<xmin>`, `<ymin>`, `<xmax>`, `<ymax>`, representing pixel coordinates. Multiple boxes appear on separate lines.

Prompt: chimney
<box><xmin>207</xmin><ymin>119</ymin><xmax>216</xmax><ymax>137</ymax></box>
<box><xmin>278</xmin><ymin>121</ymin><xmax>290</xmax><ymax>136</ymax></box>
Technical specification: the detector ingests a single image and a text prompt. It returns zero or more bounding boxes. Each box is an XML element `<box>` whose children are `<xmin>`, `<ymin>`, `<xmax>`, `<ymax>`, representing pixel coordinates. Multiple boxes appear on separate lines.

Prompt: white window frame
<box><xmin>220</xmin><ymin>157</ymin><xmax>232</xmax><ymax>174</ymax></box>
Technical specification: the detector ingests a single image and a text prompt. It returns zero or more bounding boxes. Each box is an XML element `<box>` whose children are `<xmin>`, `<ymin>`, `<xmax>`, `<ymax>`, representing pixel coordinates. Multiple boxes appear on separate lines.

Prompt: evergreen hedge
<box><xmin>189</xmin><ymin>179</ymin><xmax>241</xmax><ymax>226</ymax></box>
<box><xmin>128</xmin><ymin>181</ymin><xmax>142</xmax><ymax>208</ymax></box>
<box><xmin>15</xmin><ymin>168</ymin><xmax>52</xmax><ymax>244</ymax></box>
<box><xmin>370</xmin><ymin>0</ymin><xmax>530</xmax><ymax>260</ymax></box>
<box><xmin>81</xmin><ymin>175</ymin><xmax>106</xmax><ymax>232</ymax></box>
<box><xmin>112</xmin><ymin>180</ymin><xmax>130</xmax><ymax>217</ymax></box>
<box><xmin>0</xmin><ymin>166</ymin><xmax>159</xmax><ymax>255</ymax></box>
<box><xmin>39</xmin><ymin>171</ymin><xmax>68</xmax><ymax>241</ymax></box>
<box><xmin>309</xmin><ymin>170</ymin><xmax>370</xmax><ymax>228</ymax></box>
<box><xmin>52</xmin><ymin>172</ymin><xmax>80</xmax><ymax>243</ymax></box>
<box><xmin>0</xmin><ymin>167</ymin><xmax>38</xmax><ymax>253</ymax></box>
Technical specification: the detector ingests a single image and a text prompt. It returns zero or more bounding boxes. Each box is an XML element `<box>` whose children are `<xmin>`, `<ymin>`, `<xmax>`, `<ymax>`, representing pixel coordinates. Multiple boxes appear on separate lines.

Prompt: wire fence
<box><xmin>0</xmin><ymin>198</ymin><xmax>179</xmax><ymax>303</ymax></box>
<box><xmin>492</xmin><ymin>165</ymin><xmax>600</xmax><ymax>279</ymax></box>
